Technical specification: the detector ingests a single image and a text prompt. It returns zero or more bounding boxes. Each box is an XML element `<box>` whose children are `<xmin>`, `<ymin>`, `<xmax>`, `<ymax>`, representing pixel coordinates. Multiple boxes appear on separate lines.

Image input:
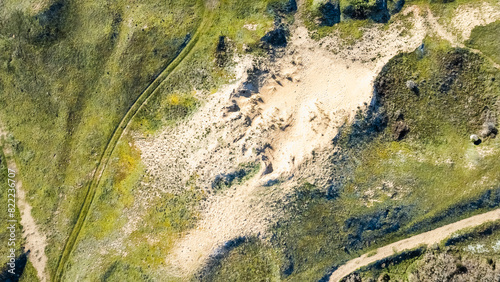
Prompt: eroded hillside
<box><xmin>1</xmin><ymin>0</ymin><xmax>500</xmax><ymax>281</ymax></box>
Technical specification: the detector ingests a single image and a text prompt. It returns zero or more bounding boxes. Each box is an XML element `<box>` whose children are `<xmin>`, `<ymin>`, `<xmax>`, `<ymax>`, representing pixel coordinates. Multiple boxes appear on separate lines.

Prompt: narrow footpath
<box><xmin>330</xmin><ymin>209</ymin><xmax>500</xmax><ymax>281</ymax></box>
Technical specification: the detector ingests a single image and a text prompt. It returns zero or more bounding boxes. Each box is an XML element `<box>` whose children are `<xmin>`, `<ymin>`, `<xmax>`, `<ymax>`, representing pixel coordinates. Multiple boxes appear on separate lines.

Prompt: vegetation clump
<box><xmin>212</xmin><ymin>163</ymin><xmax>261</xmax><ymax>191</ymax></box>
<box><xmin>319</xmin><ymin>1</ymin><xmax>341</xmax><ymax>26</ymax></box>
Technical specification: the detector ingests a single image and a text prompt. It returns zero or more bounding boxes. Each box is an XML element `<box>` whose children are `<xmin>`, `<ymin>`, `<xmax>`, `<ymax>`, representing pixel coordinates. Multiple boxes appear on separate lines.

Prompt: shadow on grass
<box><xmin>0</xmin><ymin>251</ymin><xmax>30</xmax><ymax>282</ymax></box>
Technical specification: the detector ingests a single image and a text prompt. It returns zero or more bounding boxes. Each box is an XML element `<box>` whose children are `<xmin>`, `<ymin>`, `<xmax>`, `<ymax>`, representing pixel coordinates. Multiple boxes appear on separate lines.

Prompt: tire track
<box><xmin>53</xmin><ymin>3</ymin><xmax>211</xmax><ymax>281</ymax></box>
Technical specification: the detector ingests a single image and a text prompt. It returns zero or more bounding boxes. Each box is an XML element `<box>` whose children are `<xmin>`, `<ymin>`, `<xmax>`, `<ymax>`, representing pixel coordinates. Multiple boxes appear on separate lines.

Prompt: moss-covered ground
<box><xmin>467</xmin><ymin>20</ymin><xmax>500</xmax><ymax>65</ymax></box>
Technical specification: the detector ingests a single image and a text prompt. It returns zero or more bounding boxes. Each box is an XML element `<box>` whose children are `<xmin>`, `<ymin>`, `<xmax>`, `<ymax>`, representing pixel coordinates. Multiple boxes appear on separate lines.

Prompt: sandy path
<box><xmin>0</xmin><ymin>125</ymin><xmax>48</xmax><ymax>282</ymax></box>
<box><xmin>329</xmin><ymin>208</ymin><xmax>500</xmax><ymax>282</ymax></box>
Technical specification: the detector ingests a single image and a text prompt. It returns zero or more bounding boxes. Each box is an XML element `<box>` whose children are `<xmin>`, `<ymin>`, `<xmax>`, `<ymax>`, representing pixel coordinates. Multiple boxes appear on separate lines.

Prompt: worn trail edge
<box><xmin>53</xmin><ymin>3</ymin><xmax>210</xmax><ymax>281</ymax></box>
<box><xmin>0</xmin><ymin>126</ymin><xmax>49</xmax><ymax>281</ymax></box>
<box><xmin>329</xmin><ymin>208</ymin><xmax>500</xmax><ymax>282</ymax></box>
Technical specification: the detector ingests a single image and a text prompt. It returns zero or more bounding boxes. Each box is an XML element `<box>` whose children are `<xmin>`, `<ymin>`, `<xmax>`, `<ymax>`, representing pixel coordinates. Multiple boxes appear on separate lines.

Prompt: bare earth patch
<box><xmin>136</xmin><ymin>2</ymin><xmax>500</xmax><ymax>278</ymax></box>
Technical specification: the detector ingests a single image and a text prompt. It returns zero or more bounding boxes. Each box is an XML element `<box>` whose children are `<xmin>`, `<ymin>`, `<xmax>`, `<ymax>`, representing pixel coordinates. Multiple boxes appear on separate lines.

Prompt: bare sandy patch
<box><xmin>450</xmin><ymin>2</ymin><xmax>500</xmax><ymax>42</ymax></box>
<box><xmin>137</xmin><ymin>5</ymin><xmax>430</xmax><ymax>276</ymax></box>
<box><xmin>0</xmin><ymin>126</ymin><xmax>48</xmax><ymax>282</ymax></box>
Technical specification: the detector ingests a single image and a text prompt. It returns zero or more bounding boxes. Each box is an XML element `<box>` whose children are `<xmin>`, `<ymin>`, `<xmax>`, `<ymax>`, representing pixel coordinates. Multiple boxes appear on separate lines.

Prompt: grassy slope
<box><xmin>199</xmin><ymin>238</ymin><xmax>284</xmax><ymax>282</ymax></box>
<box><xmin>0</xmin><ymin>0</ymin><xmax>201</xmax><ymax>278</ymax></box>
<box><xmin>302</xmin><ymin>0</ymin><xmax>500</xmax><ymax>42</ymax></box>
<box><xmin>467</xmin><ymin>20</ymin><xmax>500</xmax><ymax>65</ymax></box>
<box><xmin>203</xmin><ymin>36</ymin><xmax>500</xmax><ymax>281</ymax></box>
<box><xmin>60</xmin><ymin>0</ymin><xmax>291</xmax><ymax>281</ymax></box>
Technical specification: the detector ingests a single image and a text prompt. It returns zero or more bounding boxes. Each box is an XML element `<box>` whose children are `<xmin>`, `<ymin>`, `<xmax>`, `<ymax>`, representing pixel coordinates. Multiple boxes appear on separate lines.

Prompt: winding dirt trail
<box><xmin>329</xmin><ymin>209</ymin><xmax>500</xmax><ymax>282</ymax></box>
<box><xmin>0</xmin><ymin>125</ymin><xmax>48</xmax><ymax>282</ymax></box>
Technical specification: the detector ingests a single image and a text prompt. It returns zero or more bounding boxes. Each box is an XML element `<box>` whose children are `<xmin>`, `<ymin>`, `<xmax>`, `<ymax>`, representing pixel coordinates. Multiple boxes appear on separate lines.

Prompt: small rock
<box><xmin>406</xmin><ymin>80</ymin><xmax>419</xmax><ymax>93</ymax></box>
<box><xmin>480</xmin><ymin>122</ymin><xmax>497</xmax><ymax>138</ymax></box>
<box><xmin>392</xmin><ymin>120</ymin><xmax>409</xmax><ymax>141</ymax></box>
<box><xmin>470</xmin><ymin>134</ymin><xmax>482</xmax><ymax>145</ymax></box>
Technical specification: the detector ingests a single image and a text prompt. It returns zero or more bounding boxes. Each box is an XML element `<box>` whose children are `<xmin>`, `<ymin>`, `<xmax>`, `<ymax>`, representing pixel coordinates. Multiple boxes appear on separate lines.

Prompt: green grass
<box><xmin>302</xmin><ymin>0</ymin><xmax>410</xmax><ymax>41</ymax></box>
<box><xmin>357</xmin><ymin>249</ymin><xmax>424</xmax><ymax>281</ymax></box>
<box><xmin>0</xmin><ymin>0</ymin><xmax>203</xmax><ymax>279</ymax></box>
<box><xmin>200</xmin><ymin>238</ymin><xmax>284</xmax><ymax>282</ymax></box>
<box><xmin>423</xmin><ymin>0</ymin><xmax>500</xmax><ymax>20</ymax></box>
<box><xmin>446</xmin><ymin>220</ymin><xmax>500</xmax><ymax>255</ymax></box>
<box><xmin>2</xmin><ymin>0</ymin><xmax>497</xmax><ymax>281</ymax></box>
<box><xmin>357</xmin><ymin>220</ymin><xmax>500</xmax><ymax>280</ymax></box>
<box><xmin>302</xmin><ymin>0</ymin><xmax>500</xmax><ymax>43</ymax></box>
<box><xmin>133</xmin><ymin>0</ymin><xmax>290</xmax><ymax>131</ymax></box>
<box><xmin>0</xmin><ymin>147</ymin><xmax>39</xmax><ymax>281</ymax></box>
<box><xmin>467</xmin><ymin>20</ymin><xmax>500</xmax><ymax>65</ymax></box>
<box><xmin>53</xmin><ymin>2</ymin><xmax>210</xmax><ymax>279</ymax></box>
<box><xmin>18</xmin><ymin>260</ymin><xmax>40</xmax><ymax>282</ymax></box>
